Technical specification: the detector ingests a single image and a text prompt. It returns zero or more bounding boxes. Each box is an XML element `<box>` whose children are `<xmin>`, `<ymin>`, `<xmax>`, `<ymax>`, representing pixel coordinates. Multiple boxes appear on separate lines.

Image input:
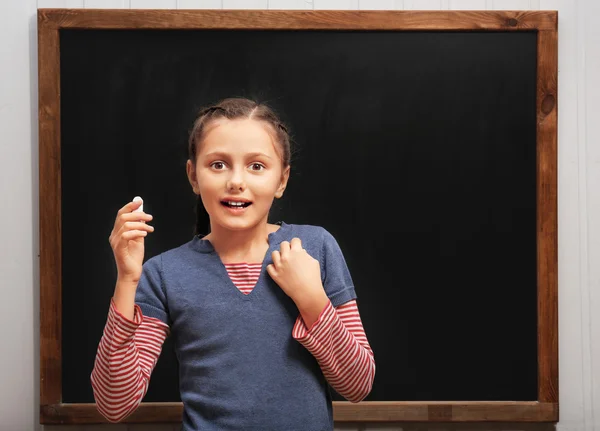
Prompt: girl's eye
<box><xmin>250</xmin><ymin>163</ymin><xmax>265</xmax><ymax>171</ymax></box>
<box><xmin>211</xmin><ymin>162</ymin><xmax>225</xmax><ymax>170</ymax></box>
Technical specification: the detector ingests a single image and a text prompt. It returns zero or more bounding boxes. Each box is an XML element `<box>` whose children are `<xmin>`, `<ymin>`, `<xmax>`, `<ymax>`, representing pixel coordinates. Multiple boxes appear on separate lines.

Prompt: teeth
<box><xmin>227</xmin><ymin>201</ymin><xmax>245</xmax><ymax>206</ymax></box>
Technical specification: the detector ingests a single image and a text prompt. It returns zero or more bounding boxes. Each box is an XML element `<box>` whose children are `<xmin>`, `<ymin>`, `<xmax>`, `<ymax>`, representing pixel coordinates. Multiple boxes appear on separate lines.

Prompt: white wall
<box><xmin>1</xmin><ymin>0</ymin><xmax>598</xmax><ymax>430</ymax></box>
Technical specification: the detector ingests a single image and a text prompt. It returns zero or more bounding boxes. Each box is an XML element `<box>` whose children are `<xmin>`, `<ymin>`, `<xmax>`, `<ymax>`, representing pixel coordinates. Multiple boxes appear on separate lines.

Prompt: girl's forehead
<box><xmin>199</xmin><ymin>118</ymin><xmax>280</xmax><ymax>157</ymax></box>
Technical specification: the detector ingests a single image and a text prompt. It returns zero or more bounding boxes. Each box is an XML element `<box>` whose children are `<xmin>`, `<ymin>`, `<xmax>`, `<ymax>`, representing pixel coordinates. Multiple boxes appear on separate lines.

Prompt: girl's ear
<box><xmin>186</xmin><ymin>159</ymin><xmax>200</xmax><ymax>195</ymax></box>
<box><xmin>275</xmin><ymin>166</ymin><xmax>291</xmax><ymax>199</ymax></box>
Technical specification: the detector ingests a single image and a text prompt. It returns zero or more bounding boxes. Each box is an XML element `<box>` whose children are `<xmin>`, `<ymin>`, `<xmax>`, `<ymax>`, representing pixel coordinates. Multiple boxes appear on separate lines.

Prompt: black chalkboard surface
<box><xmin>38</xmin><ymin>9</ymin><xmax>558</xmax><ymax>425</ymax></box>
<box><xmin>61</xmin><ymin>28</ymin><xmax>537</xmax><ymax>402</ymax></box>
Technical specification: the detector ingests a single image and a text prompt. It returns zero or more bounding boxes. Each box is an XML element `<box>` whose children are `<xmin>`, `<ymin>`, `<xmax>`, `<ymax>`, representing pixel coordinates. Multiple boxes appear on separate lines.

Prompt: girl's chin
<box><xmin>209</xmin><ymin>205</ymin><xmax>268</xmax><ymax>229</ymax></box>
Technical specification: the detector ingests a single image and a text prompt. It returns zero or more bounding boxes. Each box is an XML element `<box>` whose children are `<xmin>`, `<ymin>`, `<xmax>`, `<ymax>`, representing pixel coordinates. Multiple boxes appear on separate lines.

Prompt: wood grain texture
<box><xmin>38</xmin><ymin>10</ymin><xmax>62</xmax><ymax>408</ymax></box>
<box><xmin>40</xmin><ymin>403</ymin><xmax>183</xmax><ymax>424</ymax></box>
<box><xmin>536</xmin><ymin>28</ymin><xmax>559</xmax><ymax>407</ymax></box>
<box><xmin>334</xmin><ymin>401</ymin><xmax>559</xmax><ymax>422</ymax></box>
<box><xmin>36</xmin><ymin>8</ymin><xmax>559</xmax><ymax>425</ymax></box>
<box><xmin>37</xmin><ymin>9</ymin><xmax>556</xmax><ymax>30</ymax></box>
<box><xmin>39</xmin><ymin>402</ymin><xmax>558</xmax><ymax>424</ymax></box>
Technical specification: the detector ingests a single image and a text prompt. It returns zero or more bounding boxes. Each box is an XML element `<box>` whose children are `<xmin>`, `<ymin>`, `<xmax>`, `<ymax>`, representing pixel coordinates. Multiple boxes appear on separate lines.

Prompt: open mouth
<box><xmin>221</xmin><ymin>201</ymin><xmax>252</xmax><ymax>208</ymax></box>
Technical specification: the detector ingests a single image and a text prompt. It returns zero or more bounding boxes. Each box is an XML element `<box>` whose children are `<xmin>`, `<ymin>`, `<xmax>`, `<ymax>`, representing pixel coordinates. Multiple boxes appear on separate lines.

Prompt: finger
<box><xmin>121</xmin><ymin>212</ymin><xmax>153</xmax><ymax>222</ymax></box>
<box><xmin>120</xmin><ymin>230</ymin><xmax>148</xmax><ymax>242</ymax></box>
<box><xmin>115</xmin><ymin>201</ymin><xmax>145</xmax><ymax>233</ymax></box>
<box><xmin>266</xmin><ymin>263</ymin><xmax>276</xmax><ymax>278</ymax></box>
<box><xmin>122</xmin><ymin>221</ymin><xmax>154</xmax><ymax>233</ymax></box>
<box><xmin>290</xmin><ymin>237</ymin><xmax>302</xmax><ymax>250</ymax></box>
<box><xmin>112</xmin><ymin>220</ymin><xmax>153</xmax><ymax>246</ymax></box>
<box><xmin>116</xmin><ymin>199</ymin><xmax>144</xmax><ymax>218</ymax></box>
<box><xmin>279</xmin><ymin>240</ymin><xmax>290</xmax><ymax>257</ymax></box>
<box><xmin>116</xmin><ymin>212</ymin><xmax>153</xmax><ymax>234</ymax></box>
<box><xmin>271</xmin><ymin>250</ymin><xmax>281</xmax><ymax>268</ymax></box>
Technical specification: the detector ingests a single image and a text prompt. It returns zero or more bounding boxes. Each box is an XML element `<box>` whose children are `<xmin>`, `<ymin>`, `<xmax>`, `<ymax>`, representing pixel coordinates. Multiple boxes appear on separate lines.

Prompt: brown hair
<box><xmin>188</xmin><ymin>97</ymin><xmax>292</xmax><ymax>235</ymax></box>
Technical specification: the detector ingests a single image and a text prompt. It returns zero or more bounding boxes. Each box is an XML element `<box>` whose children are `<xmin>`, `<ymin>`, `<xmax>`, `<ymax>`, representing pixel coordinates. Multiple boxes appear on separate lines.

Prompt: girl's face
<box><xmin>186</xmin><ymin>118</ymin><xmax>290</xmax><ymax>233</ymax></box>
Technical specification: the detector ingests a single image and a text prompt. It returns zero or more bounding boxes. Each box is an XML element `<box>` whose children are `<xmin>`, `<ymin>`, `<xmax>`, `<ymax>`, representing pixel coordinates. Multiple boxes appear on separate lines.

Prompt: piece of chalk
<box><xmin>133</xmin><ymin>196</ymin><xmax>143</xmax><ymax>213</ymax></box>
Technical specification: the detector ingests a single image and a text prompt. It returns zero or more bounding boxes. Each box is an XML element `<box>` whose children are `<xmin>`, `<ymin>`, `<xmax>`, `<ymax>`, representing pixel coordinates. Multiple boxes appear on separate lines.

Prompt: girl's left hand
<box><xmin>266</xmin><ymin>238</ymin><xmax>324</xmax><ymax>303</ymax></box>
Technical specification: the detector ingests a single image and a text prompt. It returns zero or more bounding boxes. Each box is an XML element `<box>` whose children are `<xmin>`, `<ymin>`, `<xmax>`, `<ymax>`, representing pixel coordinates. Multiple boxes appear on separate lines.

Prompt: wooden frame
<box><xmin>38</xmin><ymin>9</ymin><xmax>558</xmax><ymax>425</ymax></box>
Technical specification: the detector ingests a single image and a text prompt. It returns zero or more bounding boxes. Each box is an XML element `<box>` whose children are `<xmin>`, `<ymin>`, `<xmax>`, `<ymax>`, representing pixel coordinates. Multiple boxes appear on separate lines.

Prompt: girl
<box><xmin>91</xmin><ymin>98</ymin><xmax>375</xmax><ymax>431</ymax></box>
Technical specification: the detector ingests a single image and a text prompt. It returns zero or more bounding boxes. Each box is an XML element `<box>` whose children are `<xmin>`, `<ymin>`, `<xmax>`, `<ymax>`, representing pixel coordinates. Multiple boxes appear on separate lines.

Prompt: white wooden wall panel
<box><xmin>580</xmin><ymin>0</ymin><xmax>600</xmax><ymax>429</ymax></box>
<box><xmin>313</xmin><ymin>0</ymin><xmax>358</xmax><ymax>9</ymax></box>
<box><xmin>358</xmin><ymin>0</ymin><xmax>394</xmax><ymax>10</ymax></box>
<box><xmin>84</xmin><ymin>0</ymin><xmax>129</xmax><ymax>7</ymax></box>
<box><xmin>178</xmin><ymin>0</ymin><xmax>223</xmax><ymax>8</ymax></box>
<box><xmin>222</xmin><ymin>0</ymin><xmax>267</xmax><ymax>9</ymax></box>
<box><xmin>268</xmin><ymin>0</ymin><xmax>312</xmax><ymax>10</ymax></box>
<box><xmin>404</xmin><ymin>0</ymin><xmax>442</xmax><ymax>9</ymax></box>
<box><xmin>539</xmin><ymin>0</ymin><xmax>557</xmax><ymax>10</ymax></box>
<box><xmin>1</xmin><ymin>0</ymin><xmax>37</xmax><ymax>427</ymax></box>
<box><xmin>573</xmin><ymin>4</ymin><xmax>595</xmax><ymax>425</ymax></box>
<box><xmin>130</xmin><ymin>0</ymin><xmax>176</xmax><ymax>8</ymax></box>
<box><xmin>585</xmin><ymin>0</ymin><xmax>600</xmax><ymax>427</ymax></box>
<box><xmin>489</xmin><ymin>0</ymin><xmax>530</xmax><ymax>9</ymax></box>
<box><xmin>551</xmin><ymin>2</ymin><xmax>587</xmax><ymax>430</ymax></box>
<box><xmin>37</xmin><ymin>0</ymin><xmax>83</xmax><ymax>7</ymax></box>
<box><xmin>448</xmin><ymin>0</ymin><xmax>486</xmax><ymax>10</ymax></box>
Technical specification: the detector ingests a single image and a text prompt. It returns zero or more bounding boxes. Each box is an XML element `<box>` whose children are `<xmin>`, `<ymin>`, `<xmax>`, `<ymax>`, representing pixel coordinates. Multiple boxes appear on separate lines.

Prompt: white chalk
<box><xmin>133</xmin><ymin>196</ymin><xmax>143</xmax><ymax>213</ymax></box>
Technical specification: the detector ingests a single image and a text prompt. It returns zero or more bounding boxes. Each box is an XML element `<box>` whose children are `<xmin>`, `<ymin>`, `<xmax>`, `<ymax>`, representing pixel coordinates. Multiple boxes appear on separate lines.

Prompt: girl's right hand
<box><xmin>109</xmin><ymin>199</ymin><xmax>155</xmax><ymax>284</ymax></box>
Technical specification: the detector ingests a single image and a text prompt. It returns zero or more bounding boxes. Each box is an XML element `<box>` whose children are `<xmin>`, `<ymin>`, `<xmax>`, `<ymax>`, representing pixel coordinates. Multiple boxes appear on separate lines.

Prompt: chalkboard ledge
<box><xmin>40</xmin><ymin>401</ymin><xmax>558</xmax><ymax>424</ymax></box>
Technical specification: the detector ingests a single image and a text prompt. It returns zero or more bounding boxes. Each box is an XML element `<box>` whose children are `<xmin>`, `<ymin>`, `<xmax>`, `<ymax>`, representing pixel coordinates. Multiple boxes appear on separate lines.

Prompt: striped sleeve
<box><xmin>90</xmin><ymin>298</ymin><xmax>170</xmax><ymax>422</ymax></box>
<box><xmin>292</xmin><ymin>299</ymin><xmax>375</xmax><ymax>403</ymax></box>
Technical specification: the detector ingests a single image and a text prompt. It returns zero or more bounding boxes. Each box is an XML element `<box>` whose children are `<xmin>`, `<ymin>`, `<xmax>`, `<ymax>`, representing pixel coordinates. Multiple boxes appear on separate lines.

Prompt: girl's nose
<box><xmin>226</xmin><ymin>169</ymin><xmax>246</xmax><ymax>192</ymax></box>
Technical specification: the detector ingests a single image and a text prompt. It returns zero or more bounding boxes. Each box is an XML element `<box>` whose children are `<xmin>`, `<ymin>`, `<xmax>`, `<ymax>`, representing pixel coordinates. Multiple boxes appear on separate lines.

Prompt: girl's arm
<box><xmin>90</xmin><ymin>298</ymin><xmax>169</xmax><ymax>422</ymax></box>
<box><xmin>292</xmin><ymin>299</ymin><xmax>375</xmax><ymax>403</ymax></box>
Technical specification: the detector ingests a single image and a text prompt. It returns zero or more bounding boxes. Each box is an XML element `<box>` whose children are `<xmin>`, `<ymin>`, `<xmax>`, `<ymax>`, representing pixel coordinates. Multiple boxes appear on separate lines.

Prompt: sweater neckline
<box><xmin>190</xmin><ymin>221</ymin><xmax>290</xmax><ymax>254</ymax></box>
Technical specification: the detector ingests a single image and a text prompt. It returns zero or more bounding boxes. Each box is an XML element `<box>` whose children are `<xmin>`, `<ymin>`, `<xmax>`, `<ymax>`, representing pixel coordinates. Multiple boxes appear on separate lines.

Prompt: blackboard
<box><xmin>38</xmin><ymin>9</ymin><xmax>558</xmax><ymax>425</ymax></box>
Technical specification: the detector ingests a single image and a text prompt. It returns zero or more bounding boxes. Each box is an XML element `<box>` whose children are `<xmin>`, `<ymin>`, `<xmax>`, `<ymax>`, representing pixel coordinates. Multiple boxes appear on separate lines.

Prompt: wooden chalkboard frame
<box><xmin>38</xmin><ymin>8</ymin><xmax>558</xmax><ymax>425</ymax></box>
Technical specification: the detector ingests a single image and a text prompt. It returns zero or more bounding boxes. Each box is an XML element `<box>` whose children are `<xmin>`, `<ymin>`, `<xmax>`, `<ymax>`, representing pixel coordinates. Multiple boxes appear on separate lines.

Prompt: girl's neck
<box><xmin>204</xmin><ymin>221</ymin><xmax>279</xmax><ymax>262</ymax></box>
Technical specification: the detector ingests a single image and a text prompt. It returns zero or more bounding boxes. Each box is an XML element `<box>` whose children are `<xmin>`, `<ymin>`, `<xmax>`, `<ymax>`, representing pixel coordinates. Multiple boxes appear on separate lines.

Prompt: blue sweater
<box><xmin>135</xmin><ymin>222</ymin><xmax>357</xmax><ymax>430</ymax></box>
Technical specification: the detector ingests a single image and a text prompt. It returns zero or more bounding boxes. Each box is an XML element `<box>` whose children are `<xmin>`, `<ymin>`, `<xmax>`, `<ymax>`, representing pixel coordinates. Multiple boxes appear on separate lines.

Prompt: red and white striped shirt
<box><xmin>91</xmin><ymin>262</ymin><xmax>375</xmax><ymax>422</ymax></box>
